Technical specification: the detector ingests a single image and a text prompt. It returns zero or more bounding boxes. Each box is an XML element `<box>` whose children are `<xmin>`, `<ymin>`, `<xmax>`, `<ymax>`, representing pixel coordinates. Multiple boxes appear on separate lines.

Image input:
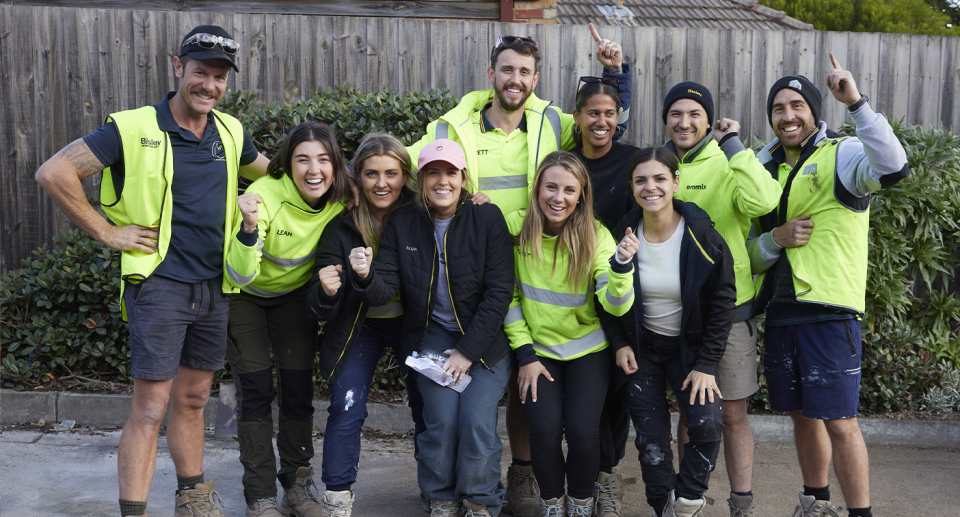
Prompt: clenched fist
<box><xmin>318</xmin><ymin>264</ymin><xmax>343</xmax><ymax>297</ymax></box>
<box><xmin>237</xmin><ymin>192</ymin><xmax>262</xmax><ymax>234</ymax></box>
<box><xmin>349</xmin><ymin>247</ymin><xmax>373</xmax><ymax>278</ymax></box>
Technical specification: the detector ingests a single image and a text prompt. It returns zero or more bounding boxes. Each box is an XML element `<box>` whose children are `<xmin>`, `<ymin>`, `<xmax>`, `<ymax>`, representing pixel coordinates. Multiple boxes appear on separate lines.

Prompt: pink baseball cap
<box><xmin>417</xmin><ymin>139</ymin><xmax>467</xmax><ymax>171</ymax></box>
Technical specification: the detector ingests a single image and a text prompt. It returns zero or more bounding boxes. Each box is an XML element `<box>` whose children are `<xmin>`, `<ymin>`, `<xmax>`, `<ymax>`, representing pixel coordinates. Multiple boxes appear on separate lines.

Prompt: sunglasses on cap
<box><xmin>181</xmin><ymin>33</ymin><xmax>240</xmax><ymax>55</ymax></box>
<box><xmin>491</xmin><ymin>35</ymin><xmax>538</xmax><ymax>57</ymax></box>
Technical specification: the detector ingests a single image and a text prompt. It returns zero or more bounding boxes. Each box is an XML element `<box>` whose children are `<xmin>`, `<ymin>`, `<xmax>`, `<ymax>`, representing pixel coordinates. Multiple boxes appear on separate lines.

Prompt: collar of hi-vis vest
<box><xmin>155</xmin><ymin>91</ymin><xmax>215</xmax><ymax>133</ymax></box>
<box><xmin>765</xmin><ymin>121</ymin><xmax>830</xmax><ymax>226</ymax></box>
<box><xmin>665</xmin><ymin>129</ymin><xmax>717</xmax><ymax>164</ymax></box>
<box><xmin>480</xmin><ymin>102</ymin><xmax>528</xmax><ymax>133</ymax></box>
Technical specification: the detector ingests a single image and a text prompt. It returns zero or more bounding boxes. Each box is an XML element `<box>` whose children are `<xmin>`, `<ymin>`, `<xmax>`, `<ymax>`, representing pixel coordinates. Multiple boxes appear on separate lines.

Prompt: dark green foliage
<box><xmin>760</xmin><ymin>0</ymin><xmax>957</xmax><ymax>35</ymax></box>
<box><xmin>1</xmin><ymin>230</ymin><xmax>127</xmax><ymax>390</ymax></box>
<box><xmin>754</xmin><ymin>121</ymin><xmax>960</xmax><ymax>413</ymax></box>
<box><xmin>217</xmin><ymin>85</ymin><xmax>459</xmax><ymax>162</ymax></box>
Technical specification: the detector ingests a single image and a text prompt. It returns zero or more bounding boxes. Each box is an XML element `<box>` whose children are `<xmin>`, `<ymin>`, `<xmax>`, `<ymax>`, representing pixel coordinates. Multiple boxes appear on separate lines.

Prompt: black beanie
<box><xmin>767</xmin><ymin>75</ymin><xmax>821</xmax><ymax>128</ymax></box>
<box><xmin>662</xmin><ymin>81</ymin><xmax>714</xmax><ymax>125</ymax></box>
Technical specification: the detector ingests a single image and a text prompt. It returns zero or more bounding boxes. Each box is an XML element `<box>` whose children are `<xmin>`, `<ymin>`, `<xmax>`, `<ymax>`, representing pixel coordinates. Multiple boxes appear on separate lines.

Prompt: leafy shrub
<box><xmin>1</xmin><ymin>230</ymin><xmax>126</xmax><ymax>390</ymax></box>
<box><xmin>1</xmin><ymin>86</ymin><xmax>460</xmax><ymax>393</ymax></box>
<box><xmin>921</xmin><ymin>363</ymin><xmax>960</xmax><ymax>413</ymax></box>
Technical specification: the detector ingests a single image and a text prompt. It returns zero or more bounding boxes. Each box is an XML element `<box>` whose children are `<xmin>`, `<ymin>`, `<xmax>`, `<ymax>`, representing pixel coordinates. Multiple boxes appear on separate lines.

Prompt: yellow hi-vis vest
<box><xmin>756</xmin><ymin>137</ymin><xmax>870</xmax><ymax>314</ymax></box>
<box><xmin>100</xmin><ymin>106</ymin><xmax>244</xmax><ymax>318</ymax></box>
<box><xmin>504</xmin><ymin>210</ymin><xmax>635</xmax><ymax>361</ymax></box>
<box><xmin>224</xmin><ymin>174</ymin><xmax>345</xmax><ymax>297</ymax></box>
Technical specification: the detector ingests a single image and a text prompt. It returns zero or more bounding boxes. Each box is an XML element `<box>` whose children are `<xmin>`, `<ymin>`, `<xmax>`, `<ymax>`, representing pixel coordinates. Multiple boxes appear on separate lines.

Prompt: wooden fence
<box><xmin>2</xmin><ymin>3</ymin><xmax>959</xmax><ymax>272</ymax></box>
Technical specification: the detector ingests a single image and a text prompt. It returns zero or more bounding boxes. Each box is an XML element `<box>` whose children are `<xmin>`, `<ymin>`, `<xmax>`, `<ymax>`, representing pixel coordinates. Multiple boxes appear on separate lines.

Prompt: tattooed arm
<box><xmin>35</xmin><ymin>139</ymin><xmax>159</xmax><ymax>252</ymax></box>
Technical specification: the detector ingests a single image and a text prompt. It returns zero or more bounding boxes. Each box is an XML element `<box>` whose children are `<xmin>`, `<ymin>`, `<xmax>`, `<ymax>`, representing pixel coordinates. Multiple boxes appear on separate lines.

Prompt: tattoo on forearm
<box><xmin>61</xmin><ymin>139</ymin><xmax>105</xmax><ymax>179</ymax></box>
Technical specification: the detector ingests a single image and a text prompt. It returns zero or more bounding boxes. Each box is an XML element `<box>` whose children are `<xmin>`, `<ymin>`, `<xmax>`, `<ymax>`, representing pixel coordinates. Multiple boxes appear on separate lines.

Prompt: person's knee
<box><xmin>685</xmin><ymin>405</ymin><xmax>724</xmax><ymax>442</ymax></box>
<box><xmin>723</xmin><ymin>398</ymin><xmax>749</xmax><ymax>427</ymax></box>
<box><xmin>824</xmin><ymin>417</ymin><xmax>862</xmax><ymax>442</ymax></box>
<box><xmin>635</xmin><ymin>434</ymin><xmax>671</xmax><ymax>467</ymax></box>
<box><xmin>128</xmin><ymin>397</ymin><xmax>169</xmax><ymax>428</ymax></box>
<box><xmin>237</xmin><ymin>368</ymin><xmax>276</xmax><ymax>420</ymax></box>
<box><xmin>278</xmin><ymin>368</ymin><xmax>315</xmax><ymax>420</ymax></box>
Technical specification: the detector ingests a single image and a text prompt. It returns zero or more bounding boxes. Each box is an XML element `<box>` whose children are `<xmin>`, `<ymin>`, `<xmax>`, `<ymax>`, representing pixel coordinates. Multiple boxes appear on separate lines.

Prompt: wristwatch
<box><xmin>847</xmin><ymin>92</ymin><xmax>869</xmax><ymax>113</ymax></box>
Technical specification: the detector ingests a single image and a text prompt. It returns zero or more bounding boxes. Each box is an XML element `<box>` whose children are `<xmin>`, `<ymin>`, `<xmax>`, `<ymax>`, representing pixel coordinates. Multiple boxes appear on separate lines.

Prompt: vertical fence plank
<box><xmin>627</xmin><ymin>23</ymin><xmax>658</xmax><ymax>147</ymax></box>
<box><xmin>398</xmin><ymin>19</ymin><xmax>429</xmax><ymax>94</ymax></box>
<box><xmin>942</xmin><ymin>36</ymin><xmax>960</xmax><ymax>130</ymax></box>
<box><xmin>0</xmin><ymin>4</ymin><xmax>24</xmax><ymax>270</ymax></box>
<box><xmin>749</xmin><ymin>29</ymin><xmax>782</xmax><ymax>145</ymax></box>
<box><xmin>817</xmin><ymin>30</ymin><xmax>849</xmax><ymax>131</ymax></box>
<box><xmin>428</xmin><ymin>20</ymin><xmax>463</xmax><ymax>99</ymax></box>
<box><xmin>846</xmin><ymin>32</ymin><xmax>881</xmax><ymax>118</ymax></box>
<box><xmin>908</xmin><ymin>35</ymin><xmax>943</xmax><ymax>128</ymax></box>
<box><xmin>337</xmin><ymin>16</ymin><xmax>367</xmax><ymax>93</ymax></box>
<box><xmin>281</xmin><ymin>14</ymin><xmax>303</xmax><ymax>102</ymax></box>
<box><xmin>878</xmin><ymin>33</ymin><xmax>911</xmax><ymax>122</ymax></box>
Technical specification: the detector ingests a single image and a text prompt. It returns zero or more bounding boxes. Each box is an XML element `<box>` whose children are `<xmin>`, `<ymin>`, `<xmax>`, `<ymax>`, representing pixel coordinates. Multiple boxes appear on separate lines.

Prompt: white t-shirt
<box><xmin>636</xmin><ymin>217</ymin><xmax>685</xmax><ymax>337</ymax></box>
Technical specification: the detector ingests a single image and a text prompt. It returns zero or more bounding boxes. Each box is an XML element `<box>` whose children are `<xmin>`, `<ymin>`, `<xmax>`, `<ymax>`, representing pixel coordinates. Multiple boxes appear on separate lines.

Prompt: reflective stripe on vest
<box><xmin>436</xmin><ymin>121</ymin><xmax>449</xmax><ymax>139</ymax></box>
<box><xmin>545</xmin><ymin>107</ymin><xmax>562</xmax><ymax>150</ymax></box>
<box><xmin>519</xmin><ymin>281</ymin><xmax>594</xmax><ymax>308</ymax></box>
<box><xmin>504</xmin><ymin>305</ymin><xmax>525</xmax><ymax>325</ymax></box>
<box><xmin>242</xmin><ymin>284</ymin><xmax>297</xmax><ymax>298</ymax></box>
<box><xmin>479</xmin><ymin>175</ymin><xmax>528</xmax><ymax>191</ymax></box>
<box><xmin>366</xmin><ymin>302</ymin><xmax>403</xmax><ymax>318</ymax></box>
<box><xmin>261</xmin><ymin>249</ymin><xmax>317</xmax><ymax>268</ymax></box>
<box><xmin>533</xmin><ymin>327</ymin><xmax>606</xmax><ymax>359</ymax></box>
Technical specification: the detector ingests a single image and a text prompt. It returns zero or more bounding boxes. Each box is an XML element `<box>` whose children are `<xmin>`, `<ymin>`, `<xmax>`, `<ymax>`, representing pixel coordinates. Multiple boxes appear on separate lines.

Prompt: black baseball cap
<box><xmin>179</xmin><ymin>25</ymin><xmax>239</xmax><ymax>72</ymax></box>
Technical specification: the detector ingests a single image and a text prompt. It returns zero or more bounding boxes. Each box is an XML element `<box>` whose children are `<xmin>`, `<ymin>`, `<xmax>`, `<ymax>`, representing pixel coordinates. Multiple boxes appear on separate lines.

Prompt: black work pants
<box><xmin>522</xmin><ymin>348</ymin><xmax>611</xmax><ymax>500</ymax></box>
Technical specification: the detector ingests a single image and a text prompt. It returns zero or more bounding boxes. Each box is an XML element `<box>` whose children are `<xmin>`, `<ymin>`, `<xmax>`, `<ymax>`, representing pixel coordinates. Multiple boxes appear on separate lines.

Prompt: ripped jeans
<box><xmin>321</xmin><ymin>317</ymin><xmax>425</xmax><ymax>491</ymax></box>
<box><xmin>624</xmin><ymin>331</ymin><xmax>723</xmax><ymax>515</ymax></box>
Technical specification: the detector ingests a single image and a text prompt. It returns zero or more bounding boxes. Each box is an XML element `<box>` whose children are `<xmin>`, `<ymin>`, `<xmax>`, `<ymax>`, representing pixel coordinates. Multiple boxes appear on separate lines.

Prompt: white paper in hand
<box><xmin>404</xmin><ymin>354</ymin><xmax>471</xmax><ymax>393</ymax></box>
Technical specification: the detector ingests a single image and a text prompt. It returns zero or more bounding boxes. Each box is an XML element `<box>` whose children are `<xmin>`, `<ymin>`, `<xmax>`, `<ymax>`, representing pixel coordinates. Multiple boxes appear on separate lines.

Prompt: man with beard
<box><xmin>406</xmin><ymin>24</ymin><xmax>631</xmax><ymax>517</ymax></box>
<box><xmin>748</xmin><ymin>55</ymin><xmax>908</xmax><ymax>517</ymax></box>
<box><xmin>35</xmin><ymin>25</ymin><xmax>268</xmax><ymax>517</ymax></box>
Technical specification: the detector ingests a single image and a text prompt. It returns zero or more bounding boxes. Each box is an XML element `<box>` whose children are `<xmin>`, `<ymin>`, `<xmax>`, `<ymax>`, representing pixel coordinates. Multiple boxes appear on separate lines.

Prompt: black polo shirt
<box><xmin>84</xmin><ymin>91</ymin><xmax>259</xmax><ymax>283</ymax></box>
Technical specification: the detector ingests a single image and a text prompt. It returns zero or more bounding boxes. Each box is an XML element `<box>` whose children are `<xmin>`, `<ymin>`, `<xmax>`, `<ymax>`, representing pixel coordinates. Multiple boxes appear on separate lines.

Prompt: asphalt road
<box><xmin>1</xmin><ymin>427</ymin><xmax>958</xmax><ymax>516</ymax></box>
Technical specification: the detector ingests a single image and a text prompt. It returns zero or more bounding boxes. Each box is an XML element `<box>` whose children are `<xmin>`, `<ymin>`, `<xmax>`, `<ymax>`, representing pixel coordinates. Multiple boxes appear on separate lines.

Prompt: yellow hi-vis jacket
<box><xmin>504</xmin><ymin>210</ymin><xmax>635</xmax><ymax>363</ymax></box>
<box><xmin>224</xmin><ymin>174</ymin><xmax>345</xmax><ymax>297</ymax></box>
<box><xmin>99</xmin><ymin>106</ymin><xmax>244</xmax><ymax>318</ymax></box>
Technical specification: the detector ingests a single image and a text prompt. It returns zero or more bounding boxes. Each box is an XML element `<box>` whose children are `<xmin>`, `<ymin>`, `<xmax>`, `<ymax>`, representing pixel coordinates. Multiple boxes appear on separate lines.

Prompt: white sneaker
<box><xmin>662</xmin><ymin>490</ymin><xmax>706</xmax><ymax>517</ymax></box>
<box><xmin>792</xmin><ymin>493</ymin><xmax>844</xmax><ymax>517</ymax></box>
<box><xmin>429</xmin><ymin>499</ymin><xmax>459</xmax><ymax>517</ymax></box>
<box><xmin>462</xmin><ymin>501</ymin><xmax>492</xmax><ymax>517</ymax></box>
<box><xmin>320</xmin><ymin>490</ymin><xmax>354</xmax><ymax>517</ymax></box>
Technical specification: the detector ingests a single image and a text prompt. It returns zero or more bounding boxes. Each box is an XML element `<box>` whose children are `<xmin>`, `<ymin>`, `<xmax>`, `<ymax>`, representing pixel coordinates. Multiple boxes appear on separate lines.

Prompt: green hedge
<box><xmin>2</xmin><ymin>88</ymin><xmax>958</xmax><ymax>414</ymax></box>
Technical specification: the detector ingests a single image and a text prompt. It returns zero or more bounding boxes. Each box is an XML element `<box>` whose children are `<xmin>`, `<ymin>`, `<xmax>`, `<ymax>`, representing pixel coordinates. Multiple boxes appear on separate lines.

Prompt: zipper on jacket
<box><xmin>425</xmin><ymin>247</ymin><xmax>437</xmax><ymax>329</ymax></box>
<box><xmin>441</xmin><ymin>218</ymin><xmax>489</xmax><ymax>370</ymax></box>
<box><xmin>331</xmin><ymin>302</ymin><xmax>364</xmax><ymax>379</ymax></box>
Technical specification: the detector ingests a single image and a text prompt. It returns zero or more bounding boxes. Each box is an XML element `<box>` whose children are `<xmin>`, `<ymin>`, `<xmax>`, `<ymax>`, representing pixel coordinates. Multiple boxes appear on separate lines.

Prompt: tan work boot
<box><xmin>791</xmin><ymin>493</ymin><xmax>844</xmax><ymax>517</ymax></box>
<box><xmin>174</xmin><ymin>480</ymin><xmax>226</xmax><ymax>516</ymax></box>
<box><xmin>504</xmin><ymin>464</ymin><xmax>541</xmax><ymax>517</ymax></box>
<box><xmin>279</xmin><ymin>467</ymin><xmax>324</xmax><ymax>517</ymax></box>
<box><xmin>538</xmin><ymin>496</ymin><xmax>565</xmax><ymax>517</ymax></box>
<box><xmin>593</xmin><ymin>471</ymin><xmax>637</xmax><ymax>517</ymax></box>
<box><xmin>565</xmin><ymin>496</ymin><xmax>593</xmax><ymax>517</ymax></box>
<box><xmin>662</xmin><ymin>490</ymin><xmax>706</xmax><ymax>517</ymax></box>
<box><xmin>320</xmin><ymin>490</ymin><xmax>354</xmax><ymax>517</ymax></box>
<box><xmin>727</xmin><ymin>493</ymin><xmax>755</xmax><ymax>517</ymax></box>
<box><xmin>246</xmin><ymin>497</ymin><xmax>283</xmax><ymax>516</ymax></box>
<box><xmin>462</xmin><ymin>500</ymin><xmax>493</xmax><ymax>517</ymax></box>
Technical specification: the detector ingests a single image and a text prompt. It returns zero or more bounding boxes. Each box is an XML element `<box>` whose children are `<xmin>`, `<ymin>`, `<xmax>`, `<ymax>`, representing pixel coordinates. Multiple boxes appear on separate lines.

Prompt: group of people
<box><xmin>35</xmin><ymin>20</ymin><xmax>908</xmax><ymax>517</ymax></box>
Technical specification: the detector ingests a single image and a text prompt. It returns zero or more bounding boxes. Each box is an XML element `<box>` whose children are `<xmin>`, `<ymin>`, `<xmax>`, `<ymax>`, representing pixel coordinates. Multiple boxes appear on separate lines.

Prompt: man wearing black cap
<box><xmin>748</xmin><ymin>55</ymin><xmax>909</xmax><ymax>517</ymax></box>
<box><xmin>652</xmin><ymin>80</ymin><xmax>781</xmax><ymax>517</ymax></box>
<box><xmin>36</xmin><ymin>25</ymin><xmax>269</xmax><ymax>517</ymax></box>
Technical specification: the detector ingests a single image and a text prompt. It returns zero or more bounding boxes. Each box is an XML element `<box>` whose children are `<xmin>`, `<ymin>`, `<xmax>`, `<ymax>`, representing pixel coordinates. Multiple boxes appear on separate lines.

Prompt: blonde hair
<box><xmin>415</xmin><ymin>157</ymin><xmax>472</xmax><ymax>211</ymax></box>
<box><xmin>518</xmin><ymin>151</ymin><xmax>597</xmax><ymax>291</ymax></box>
<box><xmin>350</xmin><ymin>133</ymin><xmax>415</xmax><ymax>249</ymax></box>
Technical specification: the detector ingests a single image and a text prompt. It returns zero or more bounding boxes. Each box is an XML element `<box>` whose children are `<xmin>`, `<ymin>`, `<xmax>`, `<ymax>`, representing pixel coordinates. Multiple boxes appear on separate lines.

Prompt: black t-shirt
<box><xmin>84</xmin><ymin>91</ymin><xmax>259</xmax><ymax>283</ymax></box>
<box><xmin>575</xmin><ymin>142</ymin><xmax>640</xmax><ymax>233</ymax></box>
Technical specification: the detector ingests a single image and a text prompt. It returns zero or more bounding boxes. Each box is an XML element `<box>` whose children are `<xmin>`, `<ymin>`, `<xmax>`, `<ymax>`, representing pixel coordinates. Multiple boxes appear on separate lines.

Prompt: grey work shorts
<box><xmin>124</xmin><ymin>274</ymin><xmax>230</xmax><ymax>380</ymax></box>
<box><xmin>716</xmin><ymin>318</ymin><xmax>760</xmax><ymax>400</ymax></box>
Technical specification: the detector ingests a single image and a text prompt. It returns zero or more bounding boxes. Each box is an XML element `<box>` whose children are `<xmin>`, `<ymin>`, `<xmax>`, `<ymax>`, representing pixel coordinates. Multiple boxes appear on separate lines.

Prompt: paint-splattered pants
<box><xmin>625</xmin><ymin>331</ymin><xmax>723</xmax><ymax>515</ymax></box>
<box><xmin>321</xmin><ymin>317</ymin><xmax>425</xmax><ymax>491</ymax></box>
<box><xmin>226</xmin><ymin>287</ymin><xmax>318</xmax><ymax>504</ymax></box>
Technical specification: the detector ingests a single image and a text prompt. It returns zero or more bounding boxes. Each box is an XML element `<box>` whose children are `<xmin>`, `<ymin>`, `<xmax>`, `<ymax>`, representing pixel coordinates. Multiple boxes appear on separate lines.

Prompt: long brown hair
<box><xmin>350</xmin><ymin>133</ymin><xmax>415</xmax><ymax>250</ymax></box>
<box><xmin>518</xmin><ymin>151</ymin><xmax>597</xmax><ymax>291</ymax></box>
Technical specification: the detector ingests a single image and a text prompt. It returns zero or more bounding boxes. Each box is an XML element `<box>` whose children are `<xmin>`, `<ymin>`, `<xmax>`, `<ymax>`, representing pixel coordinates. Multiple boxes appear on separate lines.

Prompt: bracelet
<box><xmin>847</xmin><ymin>92</ymin><xmax>869</xmax><ymax>113</ymax></box>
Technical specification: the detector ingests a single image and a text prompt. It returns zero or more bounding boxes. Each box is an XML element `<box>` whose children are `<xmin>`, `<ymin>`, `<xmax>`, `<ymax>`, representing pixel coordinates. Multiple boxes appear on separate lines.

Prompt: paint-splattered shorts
<box><xmin>764</xmin><ymin>319</ymin><xmax>862</xmax><ymax>420</ymax></box>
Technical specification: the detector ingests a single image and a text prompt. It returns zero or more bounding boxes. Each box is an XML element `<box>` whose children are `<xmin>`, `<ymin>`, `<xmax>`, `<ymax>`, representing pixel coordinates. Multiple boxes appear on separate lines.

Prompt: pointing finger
<box><xmin>589</xmin><ymin>23</ymin><xmax>603</xmax><ymax>44</ymax></box>
<box><xmin>830</xmin><ymin>52</ymin><xmax>842</xmax><ymax>70</ymax></box>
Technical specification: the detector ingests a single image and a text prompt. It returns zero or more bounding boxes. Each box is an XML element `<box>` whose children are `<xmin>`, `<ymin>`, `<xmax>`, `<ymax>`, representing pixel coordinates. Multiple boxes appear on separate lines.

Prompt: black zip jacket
<box><xmin>306</xmin><ymin>199</ymin><xmax>411</xmax><ymax>384</ymax></box>
<box><xmin>612</xmin><ymin>199</ymin><xmax>736</xmax><ymax>381</ymax></box>
<box><xmin>354</xmin><ymin>198</ymin><xmax>515</xmax><ymax>367</ymax></box>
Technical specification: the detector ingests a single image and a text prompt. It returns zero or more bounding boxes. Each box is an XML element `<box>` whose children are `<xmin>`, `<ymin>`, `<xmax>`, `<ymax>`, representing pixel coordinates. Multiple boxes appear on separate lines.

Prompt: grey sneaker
<box><xmin>504</xmin><ymin>464</ymin><xmax>541</xmax><ymax>517</ymax></box>
<box><xmin>246</xmin><ymin>497</ymin><xmax>283</xmax><ymax>517</ymax></box>
<box><xmin>463</xmin><ymin>501</ymin><xmax>492</xmax><ymax>517</ymax></box>
<box><xmin>279</xmin><ymin>467</ymin><xmax>324</xmax><ymax>517</ymax></box>
<box><xmin>174</xmin><ymin>480</ymin><xmax>226</xmax><ymax>517</ymax></box>
<box><xmin>429</xmin><ymin>499</ymin><xmax>459</xmax><ymax>517</ymax></box>
<box><xmin>539</xmin><ymin>496</ymin><xmax>566</xmax><ymax>517</ymax></box>
<box><xmin>662</xmin><ymin>490</ymin><xmax>706</xmax><ymax>517</ymax></box>
<box><xmin>320</xmin><ymin>490</ymin><xmax>354</xmax><ymax>517</ymax></box>
<box><xmin>594</xmin><ymin>471</ymin><xmax>637</xmax><ymax>517</ymax></box>
<box><xmin>727</xmin><ymin>493</ymin><xmax>755</xmax><ymax>517</ymax></box>
<box><xmin>791</xmin><ymin>493</ymin><xmax>844</xmax><ymax>517</ymax></box>
<box><xmin>565</xmin><ymin>496</ymin><xmax>593</xmax><ymax>517</ymax></box>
